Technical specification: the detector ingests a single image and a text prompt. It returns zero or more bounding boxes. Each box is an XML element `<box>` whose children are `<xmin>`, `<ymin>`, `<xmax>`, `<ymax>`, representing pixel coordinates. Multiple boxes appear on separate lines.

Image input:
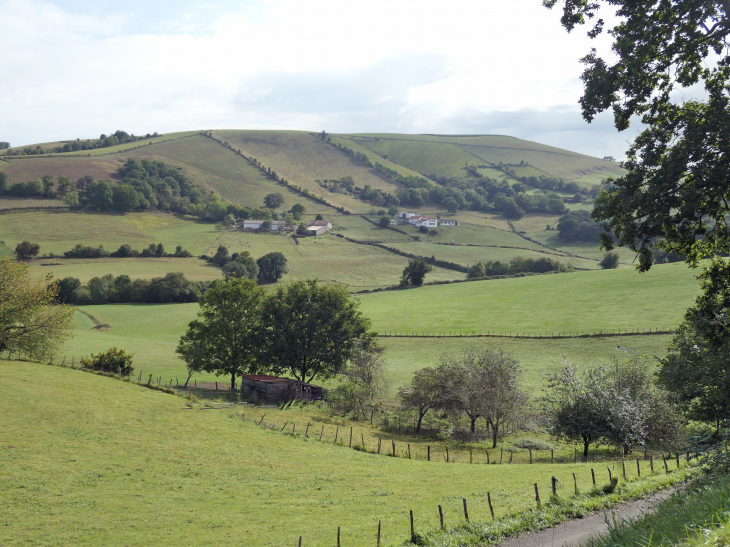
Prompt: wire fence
<box><xmin>378</xmin><ymin>327</ymin><xmax>674</xmax><ymax>339</ymax></box>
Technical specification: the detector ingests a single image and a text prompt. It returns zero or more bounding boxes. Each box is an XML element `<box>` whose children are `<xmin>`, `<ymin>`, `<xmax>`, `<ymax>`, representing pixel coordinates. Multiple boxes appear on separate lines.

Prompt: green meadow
<box><xmin>0</xmin><ymin>210</ymin><xmax>221</xmax><ymax>256</ymax></box>
<box><xmin>0</xmin><ymin>361</ymin><xmax>691</xmax><ymax>547</ymax></box>
<box><xmin>28</xmin><ymin>257</ymin><xmax>222</xmax><ymax>283</ymax></box>
<box><xmin>359</xmin><ymin>262</ymin><xmax>699</xmax><ymax>335</ymax></box>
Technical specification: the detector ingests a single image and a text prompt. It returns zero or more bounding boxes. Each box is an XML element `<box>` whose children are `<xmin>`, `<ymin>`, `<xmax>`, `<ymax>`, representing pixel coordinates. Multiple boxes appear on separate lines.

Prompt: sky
<box><xmin>1</xmin><ymin>0</ymin><xmax>646</xmax><ymax>158</ymax></box>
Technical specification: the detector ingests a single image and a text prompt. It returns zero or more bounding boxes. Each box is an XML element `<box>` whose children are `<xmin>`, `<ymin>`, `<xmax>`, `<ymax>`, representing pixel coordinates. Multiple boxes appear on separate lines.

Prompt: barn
<box><xmin>240</xmin><ymin>375</ymin><xmax>324</xmax><ymax>403</ymax></box>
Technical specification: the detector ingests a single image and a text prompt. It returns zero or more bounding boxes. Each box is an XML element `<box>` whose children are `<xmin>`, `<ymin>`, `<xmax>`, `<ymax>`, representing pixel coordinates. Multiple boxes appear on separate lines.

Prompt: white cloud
<box><xmin>1</xmin><ymin>0</ymin><xmax>629</xmax><ymax>157</ymax></box>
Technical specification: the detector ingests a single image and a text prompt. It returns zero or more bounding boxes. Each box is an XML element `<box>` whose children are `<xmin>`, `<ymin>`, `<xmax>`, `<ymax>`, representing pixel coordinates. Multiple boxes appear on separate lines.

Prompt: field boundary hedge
<box><xmin>508</xmin><ymin>220</ymin><xmax>598</xmax><ymax>262</ymax></box>
<box><xmin>377</xmin><ymin>328</ymin><xmax>674</xmax><ymax>339</ymax></box>
<box><xmin>338</xmin><ymin>234</ymin><xmax>467</xmax><ymax>272</ymax></box>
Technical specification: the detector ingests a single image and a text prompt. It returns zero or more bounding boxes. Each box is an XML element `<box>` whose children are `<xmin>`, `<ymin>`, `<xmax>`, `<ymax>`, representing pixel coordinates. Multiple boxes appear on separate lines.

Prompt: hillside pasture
<box><xmin>52</xmin><ymin>131</ymin><xmax>201</xmax><ymax>156</ymax></box>
<box><xmin>359</xmin><ymin>262</ymin><xmax>699</xmax><ymax>335</ymax></box>
<box><xmin>121</xmin><ymin>135</ymin><xmax>329</xmax><ymax>212</ymax></box>
<box><xmin>213</xmin><ymin>130</ymin><xmax>404</xmax><ymax>213</ymax></box>
<box><xmin>526</xmin><ymin>229</ymin><xmax>640</xmax><ymax>263</ymax></box>
<box><xmin>1</xmin><ymin>360</ymin><xmax>684</xmax><ymax>547</ymax></box>
<box><xmin>0</xmin><ymin>156</ymin><xmax>123</xmax><ymax>184</ymax></box>
<box><xmin>0</xmin><ymin>197</ymin><xmax>68</xmax><ymax>210</ymax></box>
<box><xmin>216</xmin><ymin>231</ymin><xmax>464</xmax><ymax>290</ymax></box>
<box><xmin>28</xmin><ymin>257</ymin><xmax>221</xmax><ymax>283</ymax></box>
<box><xmin>0</xmin><ymin>210</ymin><xmax>221</xmax><ymax>256</ymax></box>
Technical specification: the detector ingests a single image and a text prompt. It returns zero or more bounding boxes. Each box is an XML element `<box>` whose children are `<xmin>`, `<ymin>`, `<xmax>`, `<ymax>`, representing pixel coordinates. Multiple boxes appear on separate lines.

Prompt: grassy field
<box><xmin>28</xmin><ymin>257</ymin><xmax>221</xmax><ymax>283</ymax></box>
<box><xmin>342</xmin><ymin>133</ymin><xmax>625</xmax><ymax>184</ymax></box>
<box><xmin>0</xmin><ymin>361</ymin><xmax>690</xmax><ymax>547</ymax></box>
<box><xmin>359</xmin><ymin>262</ymin><xmax>699</xmax><ymax>335</ymax></box>
<box><xmin>121</xmin><ymin>135</ymin><xmax>329</xmax><ymax>212</ymax></box>
<box><xmin>0</xmin><ymin>210</ymin><xmax>221</xmax><ymax>256</ymax></box>
<box><xmin>0</xmin><ymin>156</ymin><xmax>123</xmax><ymax>185</ymax></box>
<box><xmin>0</xmin><ymin>197</ymin><xmax>69</xmax><ymax>210</ymax></box>
<box><xmin>213</xmin><ymin>130</ymin><xmax>404</xmax><ymax>213</ymax></box>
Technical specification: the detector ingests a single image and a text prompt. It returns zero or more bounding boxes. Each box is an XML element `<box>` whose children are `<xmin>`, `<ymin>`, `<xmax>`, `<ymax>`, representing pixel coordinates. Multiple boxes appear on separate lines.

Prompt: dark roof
<box><xmin>242</xmin><ymin>375</ymin><xmax>291</xmax><ymax>383</ymax></box>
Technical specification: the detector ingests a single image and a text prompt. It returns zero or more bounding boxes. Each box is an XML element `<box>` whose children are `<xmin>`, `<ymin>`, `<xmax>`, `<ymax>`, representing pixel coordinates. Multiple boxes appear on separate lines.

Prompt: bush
<box><xmin>599</xmin><ymin>251</ymin><xmax>620</xmax><ymax>269</ymax></box>
<box><xmin>81</xmin><ymin>347</ymin><xmax>134</xmax><ymax>375</ymax></box>
<box><xmin>512</xmin><ymin>437</ymin><xmax>555</xmax><ymax>451</ymax></box>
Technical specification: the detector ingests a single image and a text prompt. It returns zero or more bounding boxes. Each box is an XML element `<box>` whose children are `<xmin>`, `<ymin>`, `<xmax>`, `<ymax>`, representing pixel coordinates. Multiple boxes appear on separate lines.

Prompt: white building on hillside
<box><xmin>398</xmin><ymin>211</ymin><xmax>420</xmax><ymax>219</ymax></box>
<box><xmin>439</xmin><ymin>219</ymin><xmax>459</xmax><ymax>226</ymax></box>
<box><xmin>241</xmin><ymin>220</ymin><xmax>286</xmax><ymax>231</ymax></box>
<box><xmin>408</xmin><ymin>216</ymin><xmax>438</xmax><ymax>228</ymax></box>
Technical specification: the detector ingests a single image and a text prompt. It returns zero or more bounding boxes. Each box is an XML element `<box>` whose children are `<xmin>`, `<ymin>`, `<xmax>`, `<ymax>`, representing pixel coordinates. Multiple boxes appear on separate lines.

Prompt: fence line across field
<box><xmin>378</xmin><ymin>327</ymin><xmax>674</xmax><ymax>339</ymax></box>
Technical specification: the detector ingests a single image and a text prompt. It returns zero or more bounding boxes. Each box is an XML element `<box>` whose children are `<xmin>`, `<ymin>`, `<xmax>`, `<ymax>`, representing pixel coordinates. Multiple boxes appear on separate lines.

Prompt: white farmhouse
<box><xmin>241</xmin><ymin>220</ymin><xmax>286</xmax><ymax>231</ymax></box>
<box><xmin>398</xmin><ymin>211</ymin><xmax>421</xmax><ymax>219</ymax></box>
<box><xmin>408</xmin><ymin>216</ymin><xmax>438</xmax><ymax>228</ymax></box>
<box><xmin>439</xmin><ymin>219</ymin><xmax>459</xmax><ymax>226</ymax></box>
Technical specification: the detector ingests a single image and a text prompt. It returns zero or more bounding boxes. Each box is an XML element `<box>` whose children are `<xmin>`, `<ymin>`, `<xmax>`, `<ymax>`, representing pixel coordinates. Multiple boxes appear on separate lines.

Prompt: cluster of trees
<box><xmin>55</xmin><ymin>272</ymin><xmax>207</xmax><ymax>305</ymax></box>
<box><xmin>177</xmin><ymin>278</ymin><xmax>376</xmax><ymax>390</ymax></box>
<box><xmin>3</xmin><ymin>131</ymin><xmax>160</xmax><ymax>156</ymax></box>
<box><xmin>207</xmin><ymin>245</ymin><xmax>288</xmax><ymax>284</ymax></box>
<box><xmin>0</xmin><ymin>258</ymin><xmax>75</xmax><ymax>359</ymax></box>
<box><xmin>543</xmin><ymin>359</ymin><xmax>681</xmax><ymax>458</ymax></box>
<box><xmin>0</xmin><ymin>174</ymin><xmax>57</xmax><ymax>198</ymax></box>
<box><xmin>0</xmin><ymin>142</ymin><xmax>9</xmax><ymax>149</ymax></box>
<box><xmin>81</xmin><ymin>347</ymin><xmax>135</xmax><ymax>375</ymax></box>
<box><xmin>557</xmin><ymin>210</ymin><xmax>603</xmax><ymax>243</ymax></box>
<box><xmin>62</xmin><ymin>243</ymin><xmax>191</xmax><ymax>259</ymax></box>
<box><xmin>400</xmin><ymin>348</ymin><xmax>526</xmax><ymax>446</ymax></box>
<box><xmin>15</xmin><ymin>241</ymin><xmax>40</xmax><ymax>259</ymax></box>
<box><xmin>466</xmin><ymin>256</ymin><xmax>571</xmax><ymax>278</ymax></box>
<box><xmin>514</xmin><ymin>174</ymin><xmax>598</xmax><ymax>198</ymax></box>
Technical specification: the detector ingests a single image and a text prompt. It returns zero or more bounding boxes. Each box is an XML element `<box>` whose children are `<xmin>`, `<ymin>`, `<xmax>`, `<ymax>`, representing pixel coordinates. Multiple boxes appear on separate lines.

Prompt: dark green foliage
<box><xmin>54</xmin><ymin>277</ymin><xmax>80</xmax><ymax>304</ymax></box>
<box><xmin>256</xmin><ymin>252</ymin><xmax>288</xmax><ymax>284</ymax></box>
<box><xmin>467</xmin><ymin>256</ymin><xmax>570</xmax><ymax>278</ymax></box>
<box><xmin>222</xmin><ymin>252</ymin><xmax>258</xmax><ymax>280</ymax></box>
<box><xmin>660</xmin><ymin>259</ymin><xmax>730</xmax><ymax>425</ymax></box>
<box><xmin>0</xmin><ymin>172</ymin><xmax>6</xmax><ymax>193</ymax></box>
<box><xmin>315</xmin><ymin>214</ymin><xmax>324</xmax><ymax>221</ymax></box>
<box><xmin>557</xmin><ymin>210</ymin><xmax>602</xmax><ymax>243</ymax></box>
<box><xmin>264</xmin><ymin>192</ymin><xmax>285</xmax><ymax>208</ymax></box>
<box><xmin>87</xmin><ymin>180</ymin><xmax>114</xmax><ymax>211</ymax></box>
<box><xmin>4</xmin><ymin>131</ymin><xmax>159</xmax><ymax>156</ymax></box>
<box><xmin>378</xmin><ymin>215</ymin><xmax>391</xmax><ymax>228</ymax></box>
<box><xmin>290</xmin><ymin>203</ymin><xmax>306</xmax><ymax>220</ymax></box>
<box><xmin>0</xmin><ymin>142</ymin><xmax>9</xmax><ymax>149</ymax></box>
<box><xmin>111</xmin><ymin>184</ymin><xmax>139</xmax><ymax>212</ymax></box>
<box><xmin>599</xmin><ymin>252</ymin><xmax>620</xmax><ymax>269</ymax></box>
<box><xmin>81</xmin><ymin>346</ymin><xmax>134</xmax><ymax>375</ymax></box>
<box><xmin>546</xmin><ymin>0</ymin><xmax>730</xmax><ymax>271</ymax></box>
<box><xmin>212</xmin><ymin>245</ymin><xmax>230</xmax><ymax>266</ymax></box>
<box><xmin>177</xmin><ymin>277</ymin><xmax>266</xmax><ymax>390</ymax></box>
<box><xmin>401</xmin><ymin>258</ymin><xmax>433</xmax><ymax>286</ymax></box>
<box><xmin>63</xmin><ymin>244</ymin><xmax>109</xmax><ymax>258</ymax></box>
<box><xmin>15</xmin><ymin>241</ymin><xmax>40</xmax><ymax>259</ymax></box>
<box><xmin>258</xmin><ymin>280</ymin><xmax>376</xmax><ymax>383</ymax></box>
<box><xmin>174</xmin><ymin>245</ymin><xmax>192</xmax><ymax>258</ymax></box>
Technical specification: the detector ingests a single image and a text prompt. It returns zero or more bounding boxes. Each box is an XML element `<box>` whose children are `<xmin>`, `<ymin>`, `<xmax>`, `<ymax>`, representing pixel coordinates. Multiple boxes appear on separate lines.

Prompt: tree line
<box><xmin>466</xmin><ymin>256</ymin><xmax>571</xmax><ymax>278</ymax></box>
<box><xmin>204</xmin><ymin>246</ymin><xmax>289</xmax><ymax>284</ymax></box>
<box><xmin>3</xmin><ymin>130</ymin><xmax>161</xmax><ymax>156</ymax></box>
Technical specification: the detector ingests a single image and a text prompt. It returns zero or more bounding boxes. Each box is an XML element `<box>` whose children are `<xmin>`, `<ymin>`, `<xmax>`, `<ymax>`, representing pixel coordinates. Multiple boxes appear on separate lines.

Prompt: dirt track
<box><xmin>497</xmin><ymin>487</ymin><xmax>680</xmax><ymax>547</ymax></box>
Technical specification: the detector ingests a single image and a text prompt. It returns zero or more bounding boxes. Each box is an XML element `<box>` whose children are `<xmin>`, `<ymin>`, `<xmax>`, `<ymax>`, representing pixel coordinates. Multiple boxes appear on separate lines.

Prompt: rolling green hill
<box><xmin>341</xmin><ymin>133</ymin><xmax>625</xmax><ymax>186</ymax></box>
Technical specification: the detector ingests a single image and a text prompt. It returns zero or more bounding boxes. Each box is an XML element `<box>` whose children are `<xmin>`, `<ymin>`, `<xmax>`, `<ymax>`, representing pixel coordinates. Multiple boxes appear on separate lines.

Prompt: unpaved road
<box><xmin>497</xmin><ymin>487</ymin><xmax>680</xmax><ymax>547</ymax></box>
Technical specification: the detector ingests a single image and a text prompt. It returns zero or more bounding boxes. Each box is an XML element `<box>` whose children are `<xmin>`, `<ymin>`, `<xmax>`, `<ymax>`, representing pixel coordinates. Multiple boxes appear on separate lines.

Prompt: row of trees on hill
<box><xmin>177</xmin><ymin>278</ymin><xmax>376</xmax><ymax>389</ymax></box>
<box><xmin>3</xmin><ymin>130</ymin><xmax>160</xmax><ymax>156</ymax></box>
<box><xmin>55</xmin><ymin>273</ymin><xmax>207</xmax><ymax>305</ymax></box>
<box><xmin>466</xmin><ymin>256</ymin><xmax>571</xmax><ymax>278</ymax></box>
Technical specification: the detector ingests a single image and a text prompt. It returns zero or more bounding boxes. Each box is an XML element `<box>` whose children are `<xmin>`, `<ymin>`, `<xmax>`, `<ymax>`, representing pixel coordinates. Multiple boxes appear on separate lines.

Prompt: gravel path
<box><xmin>497</xmin><ymin>487</ymin><xmax>680</xmax><ymax>547</ymax></box>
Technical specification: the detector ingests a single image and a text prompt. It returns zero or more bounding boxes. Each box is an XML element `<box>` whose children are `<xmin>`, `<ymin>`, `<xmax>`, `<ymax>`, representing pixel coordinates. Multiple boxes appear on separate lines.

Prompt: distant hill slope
<box><xmin>341</xmin><ymin>133</ymin><xmax>625</xmax><ymax>186</ymax></box>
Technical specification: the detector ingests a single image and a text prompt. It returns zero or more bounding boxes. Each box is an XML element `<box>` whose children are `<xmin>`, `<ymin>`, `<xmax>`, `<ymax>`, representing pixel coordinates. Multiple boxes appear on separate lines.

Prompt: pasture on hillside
<box><xmin>0</xmin><ymin>210</ymin><xmax>221</xmax><ymax>256</ymax></box>
<box><xmin>121</xmin><ymin>135</ymin><xmax>330</xmax><ymax>213</ymax></box>
<box><xmin>359</xmin><ymin>262</ymin><xmax>700</xmax><ymax>335</ymax></box>
<box><xmin>0</xmin><ymin>361</ymin><xmax>691</xmax><ymax>547</ymax></box>
<box><xmin>341</xmin><ymin>133</ymin><xmax>625</xmax><ymax>185</ymax></box>
<box><xmin>212</xmin><ymin>130</ymin><xmax>405</xmax><ymax>213</ymax></box>
<box><xmin>28</xmin><ymin>257</ymin><xmax>221</xmax><ymax>283</ymax></box>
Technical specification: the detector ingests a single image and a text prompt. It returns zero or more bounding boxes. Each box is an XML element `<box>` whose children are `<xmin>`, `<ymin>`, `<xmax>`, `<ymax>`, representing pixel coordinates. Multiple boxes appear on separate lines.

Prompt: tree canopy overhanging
<box><xmin>545</xmin><ymin>0</ymin><xmax>730</xmax><ymax>270</ymax></box>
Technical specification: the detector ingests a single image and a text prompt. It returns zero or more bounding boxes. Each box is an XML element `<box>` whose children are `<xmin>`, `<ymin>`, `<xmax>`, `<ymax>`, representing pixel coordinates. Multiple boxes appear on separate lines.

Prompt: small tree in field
<box><xmin>401</xmin><ymin>258</ymin><xmax>432</xmax><ymax>286</ymax></box>
<box><xmin>81</xmin><ymin>347</ymin><xmax>134</xmax><ymax>375</ymax></box>
<box><xmin>599</xmin><ymin>252</ymin><xmax>620</xmax><ymax>269</ymax></box>
<box><xmin>338</xmin><ymin>344</ymin><xmax>388</xmax><ymax>419</ymax></box>
<box><xmin>400</xmin><ymin>367</ymin><xmax>443</xmax><ymax>433</ymax></box>
<box><xmin>15</xmin><ymin>241</ymin><xmax>40</xmax><ymax>259</ymax></box>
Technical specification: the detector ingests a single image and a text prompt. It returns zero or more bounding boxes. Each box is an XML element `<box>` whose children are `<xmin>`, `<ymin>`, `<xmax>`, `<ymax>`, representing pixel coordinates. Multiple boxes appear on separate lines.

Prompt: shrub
<box><xmin>81</xmin><ymin>347</ymin><xmax>134</xmax><ymax>375</ymax></box>
<box><xmin>512</xmin><ymin>437</ymin><xmax>555</xmax><ymax>451</ymax></box>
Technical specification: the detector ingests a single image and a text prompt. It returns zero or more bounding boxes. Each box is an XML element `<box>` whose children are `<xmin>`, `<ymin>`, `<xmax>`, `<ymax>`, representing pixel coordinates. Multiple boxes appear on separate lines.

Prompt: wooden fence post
<box><xmin>622</xmin><ymin>460</ymin><xmax>626</xmax><ymax>480</ymax></box>
<box><xmin>258</xmin><ymin>414</ymin><xmax>266</xmax><ymax>425</ymax></box>
<box><xmin>487</xmin><ymin>492</ymin><xmax>495</xmax><ymax>519</ymax></box>
<box><xmin>591</xmin><ymin>468</ymin><xmax>596</xmax><ymax>485</ymax></box>
<box><xmin>637</xmin><ymin>459</ymin><xmax>641</xmax><ymax>477</ymax></box>
<box><xmin>676</xmin><ymin>453</ymin><xmax>680</xmax><ymax>468</ymax></box>
<box><xmin>305</xmin><ymin>422</ymin><xmax>310</xmax><ymax>437</ymax></box>
<box><xmin>427</xmin><ymin>446</ymin><xmax>430</xmax><ymax>461</ymax></box>
<box><xmin>349</xmin><ymin>427</ymin><xmax>352</xmax><ymax>447</ymax></box>
<box><xmin>334</xmin><ymin>427</ymin><xmax>339</xmax><ymax>444</ymax></box>
<box><xmin>337</xmin><ymin>526</ymin><xmax>340</xmax><ymax>547</ymax></box>
<box><xmin>509</xmin><ymin>451</ymin><xmax>513</xmax><ymax>464</ymax></box>
<box><xmin>298</xmin><ymin>536</ymin><xmax>302</xmax><ymax>547</ymax></box>
<box><xmin>552</xmin><ymin>476</ymin><xmax>558</xmax><ymax>495</ymax></box>
<box><xmin>462</xmin><ymin>498</ymin><xmax>469</xmax><ymax>522</ymax></box>
<box><xmin>408</xmin><ymin>444</ymin><xmax>411</xmax><ymax>459</ymax></box>
<box><xmin>572</xmin><ymin>473</ymin><xmax>578</xmax><ymax>495</ymax></box>
<box><xmin>410</xmin><ymin>510</ymin><xmax>414</xmax><ymax>539</ymax></box>
<box><xmin>147</xmin><ymin>374</ymin><xmax>152</xmax><ymax>385</ymax></box>
<box><xmin>446</xmin><ymin>446</ymin><xmax>450</xmax><ymax>463</ymax></box>
<box><xmin>377</xmin><ymin>520</ymin><xmax>381</xmax><ymax>547</ymax></box>
<box><xmin>319</xmin><ymin>426</ymin><xmax>324</xmax><ymax>441</ymax></box>
<box><xmin>500</xmin><ymin>447</ymin><xmax>503</xmax><ymax>463</ymax></box>
<box><xmin>551</xmin><ymin>449</ymin><xmax>554</xmax><ymax>464</ymax></box>
<box><xmin>292</xmin><ymin>423</ymin><xmax>296</xmax><ymax>434</ymax></box>
<box><xmin>608</xmin><ymin>467</ymin><xmax>613</xmax><ymax>482</ymax></box>
<box><xmin>378</xmin><ymin>438</ymin><xmax>382</xmax><ymax>454</ymax></box>
<box><xmin>534</xmin><ymin>483</ymin><xmax>540</xmax><ymax>505</ymax></box>
<box><xmin>392</xmin><ymin>439</ymin><xmax>396</xmax><ymax>457</ymax></box>
<box><xmin>281</xmin><ymin>421</ymin><xmax>288</xmax><ymax>431</ymax></box>
<box><xmin>438</xmin><ymin>505</ymin><xmax>444</xmax><ymax>529</ymax></box>
<box><xmin>470</xmin><ymin>448</ymin><xmax>473</xmax><ymax>463</ymax></box>
<box><xmin>529</xmin><ymin>449</ymin><xmax>532</xmax><ymax>464</ymax></box>
<box><xmin>486</xmin><ymin>450</ymin><xmax>490</xmax><ymax>464</ymax></box>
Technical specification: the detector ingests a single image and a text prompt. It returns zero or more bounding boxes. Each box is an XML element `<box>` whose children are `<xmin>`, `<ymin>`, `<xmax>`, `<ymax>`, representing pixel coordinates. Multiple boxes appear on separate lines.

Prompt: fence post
<box><xmin>408</xmin><ymin>444</ymin><xmax>411</xmax><ymax>459</ymax></box>
<box><xmin>362</xmin><ymin>433</ymin><xmax>365</xmax><ymax>449</ymax></box>
<box><xmin>572</xmin><ymin>473</ymin><xmax>578</xmax><ymax>495</ymax></box>
<box><xmin>438</xmin><ymin>505</ymin><xmax>444</xmax><ymax>529</ymax></box>
<box><xmin>486</xmin><ymin>450</ymin><xmax>490</xmax><ymax>464</ymax></box>
<box><xmin>551</xmin><ymin>476</ymin><xmax>557</xmax><ymax>495</ymax></box>
<box><xmin>349</xmin><ymin>427</ymin><xmax>352</xmax><ymax>447</ymax></box>
<box><xmin>591</xmin><ymin>468</ymin><xmax>596</xmax><ymax>485</ymax></box>
<box><xmin>608</xmin><ymin>467</ymin><xmax>613</xmax><ymax>482</ymax></box>
<box><xmin>551</xmin><ymin>449</ymin><xmax>554</xmax><ymax>464</ymax></box>
<box><xmin>446</xmin><ymin>446</ymin><xmax>450</xmax><ymax>463</ymax></box>
<box><xmin>500</xmin><ymin>447</ymin><xmax>503</xmax><ymax>464</ymax></box>
<box><xmin>334</xmin><ymin>427</ymin><xmax>339</xmax><ymax>444</ymax></box>
<box><xmin>410</xmin><ymin>510</ymin><xmax>414</xmax><ymax>539</ymax></box>
<box><xmin>337</xmin><ymin>526</ymin><xmax>340</xmax><ymax>547</ymax></box>
<box><xmin>392</xmin><ymin>439</ymin><xmax>396</xmax><ymax>457</ymax></box>
<box><xmin>377</xmin><ymin>520</ymin><xmax>381</xmax><ymax>547</ymax></box>
<box><xmin>147</xmin><ymin>374</ymin><xmax>152</xmax><ymax>386</ymax></box>
<box><xmin>462</xmin><ymin>498</ymin><xmax>469</xmax><ymax>522</ymax></box>
<box><xmin>622</xmin><ymin>460</ymin><xmax>626</xmax><ymax>480</ymax></box>
<box><xmin>529</xmin><ymin>449</ymin><xmax>532</xmax><ymax>464</ymax></box>
<box><xmin>378</xmin><ymin>438</ymin><xmax>382</xmax><ymax>454</ymax></box>
<box><xmin>305</xmin><ymin>422</ymin><xmax>310</xmax><ymax>437</ymax></box>
<box><xmin>650</xmin><ymin>456</ymin><xmax>654</xmax><ymax>472</ymax></box>
<box><xmin>637</xmin><ymin>459</ymin><xmax>641</xmax><ymax>477</ymax></box>
<box><xmin>427</xmin><ymin>445</ymin><xmax>430</xmax><ymax>461</ymax></box>
<box><xmin>319</xmin><ymin>426</ymin><xmax>324</xmax><ymax>441</ymax></box>
<box><xmin>534</xmin><ymin>483</ymin><xmax>540</xmax><ymax>505</ymax></box>
<box><xmin>487</xmin><ymin>492</ymin><xmax>495</xmax><ymax>519</ymax></box>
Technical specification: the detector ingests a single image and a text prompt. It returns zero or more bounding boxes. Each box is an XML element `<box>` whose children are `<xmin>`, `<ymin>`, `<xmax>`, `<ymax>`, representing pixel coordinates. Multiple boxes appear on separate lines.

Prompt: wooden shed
<box><xmin>240</xmin><ymin>375</ymin><xmax>324</xmax><ymax>403</ymax></box>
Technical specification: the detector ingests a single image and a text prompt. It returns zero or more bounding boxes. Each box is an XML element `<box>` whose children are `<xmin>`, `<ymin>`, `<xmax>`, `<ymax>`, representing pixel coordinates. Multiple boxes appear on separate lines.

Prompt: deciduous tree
<box><xmin>15</xmin><ymin>241</ymin><xmax>40</xmax><ymax>259</ymax></box>
<box><xmin>0</xmin><ymin>258</ymin><xmax>75</xmax><ymax>359</ymax></box>
<box><xmin>258</xmin><ymin>280</ymin><xmax>376</xmax><ymax>383</ymax></box>
<box><xmin>401</xmin><ymin>258</ymin><xmax>432</xmax><ymax>286</ymax></box>
<box><xmin>176</xmin><ymin>278</ymin><xmax>265</xmax><ymax>390</ymax></box>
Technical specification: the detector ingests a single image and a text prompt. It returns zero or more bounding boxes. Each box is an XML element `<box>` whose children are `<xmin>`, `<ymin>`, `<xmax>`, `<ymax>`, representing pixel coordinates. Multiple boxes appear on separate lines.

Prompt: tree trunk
<box><xmin>583</xmin><ymin>439</ymin><xmax>590</xmax><ymax>461</ymax></box>
<box><xmin>491</xmin><ymin>423</ymin><xmax>498</xmax><ymax>448</ymax></box>
<box><xmin>416</xmin><ymin>411</ymin><xmax>425</xmax><ymax>433</ymax></box>
<box><xmin>470</xmin><ymin>415</ymin><xmax>478</xmax><ymax>434</ymax></box>
<box><xmin>230</xmin><ymin>372</ymin><xmax>236</xmax><ymax>391</ymax></box>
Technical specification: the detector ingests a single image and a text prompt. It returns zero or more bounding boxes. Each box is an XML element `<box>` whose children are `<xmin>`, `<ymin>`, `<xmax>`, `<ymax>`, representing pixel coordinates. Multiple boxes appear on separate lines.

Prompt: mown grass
<box><xmin>359</xmin><ymin>262</ymin><xmax>699</xmax><ymax>335</ymax></box>
<box><xmin>28</xmin><ymin>257</ymin><xmax>222</xmax><ymax>283</ymax></box>
<box><xmin>214</xmin><ymin>130</ymin><xmax>404</xmax><ymax>213</ymax></box>
<box><xmin>216</xmin><ymin>230</ymin><xmax>464</xmax><ymax>290</ymax></box>
<box><xmin>0</xmin><ymin>209</ymin><xmax>221</xmax><ymax>256</ymax></box>
<box><xmin>60</xmin><ymin>302</ymin><xmax>674</xmax><ymax>398</ymax></box>
<box><xmin>0</xmin><ymin>361</ymin><xmax>695</xmax><ymax>547</ymax></box>
<box><xmin>584</xmin><ymin>473</ymin><xmax>730</xmax><ymax>547</ymax></box>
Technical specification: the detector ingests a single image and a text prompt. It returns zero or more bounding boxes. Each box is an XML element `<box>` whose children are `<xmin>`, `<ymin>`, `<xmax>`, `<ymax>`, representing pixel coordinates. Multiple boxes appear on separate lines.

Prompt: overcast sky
<box><xmin>2</xmin><ymin>0</ymin><xmax>645</xmax><ymax>158</ymax></box>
